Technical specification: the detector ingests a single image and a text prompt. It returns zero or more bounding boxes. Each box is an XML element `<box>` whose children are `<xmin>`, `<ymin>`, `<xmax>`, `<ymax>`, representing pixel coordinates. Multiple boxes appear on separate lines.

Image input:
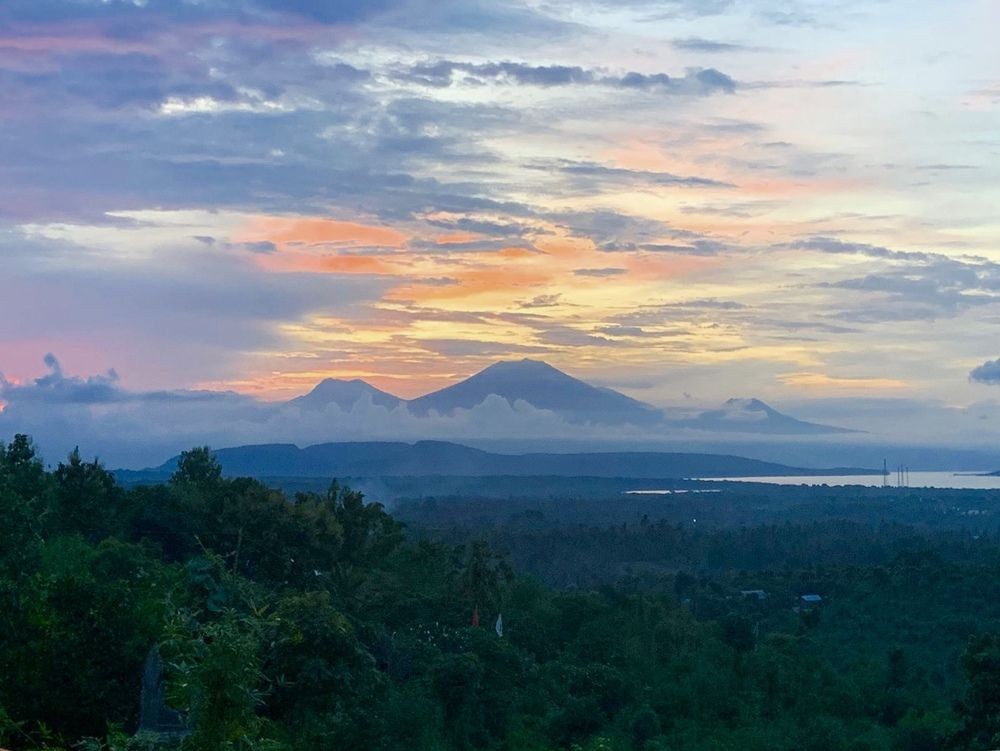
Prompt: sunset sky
<box><xmin>3</xmin><ymin>0</ymin><xmax>1000</xmax><ymax>417</ymax></box>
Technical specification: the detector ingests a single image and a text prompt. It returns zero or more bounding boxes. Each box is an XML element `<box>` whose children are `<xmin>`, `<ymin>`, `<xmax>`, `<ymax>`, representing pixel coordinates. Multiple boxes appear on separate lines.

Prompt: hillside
<box><xmin>143</xmin><ymin>440</ymin><xmax>873</xmax><ymax>480</ymax></box>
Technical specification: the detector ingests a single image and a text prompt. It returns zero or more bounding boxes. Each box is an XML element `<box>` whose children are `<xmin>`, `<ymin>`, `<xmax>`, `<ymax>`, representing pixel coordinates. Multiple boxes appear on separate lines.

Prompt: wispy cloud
<box><xmin>0</xmin><ymin>0</ymin><xmax>997</xmax><ymax>437</ymax></box>
<box><xmin>403</xmin><ymin>60</ymin><xmax>737</xmax><ymax>94</ymax></box>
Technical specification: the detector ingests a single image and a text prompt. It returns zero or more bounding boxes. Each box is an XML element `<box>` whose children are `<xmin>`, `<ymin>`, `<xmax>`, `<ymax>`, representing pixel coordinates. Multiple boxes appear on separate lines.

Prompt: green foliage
<box><xmin>461</xmin><ymin>539</ymin><xmax>513</xmax><ymax>617</ymax></box>
<box><xmin>263</xmin><ymin>591</ymin><xmax>380</xmax><ymax>719</ymax></box>
<box><xmin>628</xmin><ymin>705</ymin><xmax>661</xmax><ymax>749</ymax></box>
<box><xmin>0</xmin><ymin>434</ymin><xmax>48</xmax><ymax>501</ymax></box>
<box><xmin>5</xmin><ymin>437</ymin><xmax>1000</xmax><ymax>750</ymax></box>
<box><xmin>162</xmin><ymin>607</ymin><xmax>277</xmax><ymax>751</ymax></box>
<box><xmin>53</xmin><ymin>448</ymin><xmax>126</xmax><ymax>539</ymax></box>
<box><xmin>957</xmin><ymin>633</ymin><xmax>1000</xmax><ymax>749</ymax></box>
<box><xmin>0</xmin><ymin>434</ymin><xmax>49</xmax><ymax>578</ymax></box>
<box><xmin>171</xmin><ymin>447</ymin><xmax>223</xmax><ymax>490</ymax></box>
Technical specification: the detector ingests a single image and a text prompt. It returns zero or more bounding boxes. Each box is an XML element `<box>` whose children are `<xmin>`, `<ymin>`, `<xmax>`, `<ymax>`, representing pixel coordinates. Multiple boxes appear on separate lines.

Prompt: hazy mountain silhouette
<box><xmin>283</xmin><ymin>359</ymin><xmax>852</xmax><ymax>435</ymax></box>
<box><xmin>406</xmin><ymin>359</ymin><xmax>662</xmax><ymax>424</ymax></box>
<box><xmin>289</xmin><ymin>378</ymin><xmax>402</xmax><ymax>411</ymax></box>
<box><xmin>678</xmin><ymin>398</ymin><xmax>857</xmax><ymax>435</ymax></box>
<box><xmin>150</xmin><ymin>440</ymin><xmax>872</xmax><ymax>479</ymax></box>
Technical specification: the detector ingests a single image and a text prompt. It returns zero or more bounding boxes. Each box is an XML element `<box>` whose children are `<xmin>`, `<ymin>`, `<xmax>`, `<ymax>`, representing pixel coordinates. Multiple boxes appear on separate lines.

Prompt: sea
<box><xmin>689</xmin><ymin>471</ymin><xmax>1000</xmax><ymax>490</ymax></box>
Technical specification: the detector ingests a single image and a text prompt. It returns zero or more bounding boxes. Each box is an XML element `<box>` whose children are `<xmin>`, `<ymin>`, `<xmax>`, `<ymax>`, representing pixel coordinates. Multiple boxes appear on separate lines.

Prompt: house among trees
<box><xmin>792</xmin><ymin>594</ymin><xmax>824</xmax><ymax>613</ymax></box>
<box><xmin>741</xmin><ymin>589</ymin><xmax>767</xmax><ymax>600</ymax></box>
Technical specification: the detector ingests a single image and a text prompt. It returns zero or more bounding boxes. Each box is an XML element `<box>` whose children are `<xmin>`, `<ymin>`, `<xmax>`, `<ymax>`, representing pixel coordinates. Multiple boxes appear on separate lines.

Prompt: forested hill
<box><xmin>5</xmin><ymin>433</ymin><xmax>1000</xmax><ymax>751</ymax></box>
<box><xmin>135</xmin><ymin>440</ymin><xmax>874</xmax><ymax>479</ymax></box>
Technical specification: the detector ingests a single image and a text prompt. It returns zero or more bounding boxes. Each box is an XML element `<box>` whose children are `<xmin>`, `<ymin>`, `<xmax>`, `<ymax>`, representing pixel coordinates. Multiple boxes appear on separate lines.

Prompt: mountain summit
<box><xmin>406</xmin><ymin>359</ymin><xmax>663</xmax><ymax>425</ymax></box>
<box><xmin>289</xmin><ymin>378</ymin><xmax>401</xmax><ymax>412</ymax></box>
<box><xmin>679</xmin><ymin>397</ymin><xmax>856</xmax><ymax>435</ymax></box>
<box><xmin>283</xmin><ymin>359</ymin><xmax>852</xmax><ymax>434</ymax></box>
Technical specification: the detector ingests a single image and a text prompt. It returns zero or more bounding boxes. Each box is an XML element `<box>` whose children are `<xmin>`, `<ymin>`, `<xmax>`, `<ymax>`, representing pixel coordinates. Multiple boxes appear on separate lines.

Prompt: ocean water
<box><xmin>691</xmin><ymin>471</ymin><xmax>1000</xmax><ymax>490</ymax></box>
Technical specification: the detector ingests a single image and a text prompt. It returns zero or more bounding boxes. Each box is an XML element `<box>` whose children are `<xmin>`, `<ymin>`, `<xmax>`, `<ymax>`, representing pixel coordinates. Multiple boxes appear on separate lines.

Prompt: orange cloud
<box><xmin>739</xmin><ymin>177</ymin><xmax>870</xmax><ymax>197</ymax></box>
<box><xmin>605</xmin><ymin>137</ymin><xmax>734</xmax><ymax>182</ymax></box>
<box><xmin>605</xmin><ymin>135</ymin><xmax>870</xmax><ymax>202</ymax></box>
<box><xmin>624</xmin><ymin>253</ymin><xmax>719</xmax><ymax>281</ymax></box>
<box><xmin>497</xmin><ymin>246</ymin><xmax>538</xmax><ymax>259</ymax></box>
<box><xmin>256</xmin><ymin>250</ymin><xmax>400</xmax><ymax>275</ymax></box>
<box><xmin>435</xmin><ymin>232</ymin><xmax>483</xmax><ymax>244</ymax></box>
<box><xmin>534</xmin><ymin>234</ymin><xmax>594</xmax><ymax>257</ymax></box>
<box><xmin>237</xmin><ymin>215</ymin><xmax>408</xmax><ymax>250</ymax></box>
<box><xmin>388</xmin><ymin>264</ymin><xmax>552</xmax><ymax>302</ymax></box>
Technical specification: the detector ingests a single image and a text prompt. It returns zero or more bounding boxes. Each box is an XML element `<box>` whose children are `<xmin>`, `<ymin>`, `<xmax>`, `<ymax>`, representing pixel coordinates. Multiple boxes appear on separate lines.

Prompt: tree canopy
<box><xmin>0</xmin><ymin>434</ymin><xmax>998</xmax><ymax>750</ymax></box>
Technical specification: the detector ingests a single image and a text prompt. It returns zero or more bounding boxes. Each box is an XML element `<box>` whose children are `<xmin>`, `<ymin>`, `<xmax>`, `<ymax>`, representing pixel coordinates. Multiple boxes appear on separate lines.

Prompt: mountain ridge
<box><xmin>288</xmin><ymin>378</ymin><xmax>402</xmax><ymax>411</ymax></box>
<box><xmin>679</xmin><ymin>397</ymin><xmax>857</xmax><ymax>435</ymax></box>
<box><xmin>286</xmin><ymin>359</ymin><xmax>852</xmax><ymax>435</ymax></box>
<box><xmin>143</xmin><ymin>439</ymin><xmax>875</xmax><ymax>480</ymax></box>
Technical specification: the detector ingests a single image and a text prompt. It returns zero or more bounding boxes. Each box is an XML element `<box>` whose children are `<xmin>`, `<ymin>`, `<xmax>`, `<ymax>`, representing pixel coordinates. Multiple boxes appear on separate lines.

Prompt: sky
<box><xmin>2</xmin><ymin>0</ymin><xmax>1000</xmax><ymax>463</ymax></box>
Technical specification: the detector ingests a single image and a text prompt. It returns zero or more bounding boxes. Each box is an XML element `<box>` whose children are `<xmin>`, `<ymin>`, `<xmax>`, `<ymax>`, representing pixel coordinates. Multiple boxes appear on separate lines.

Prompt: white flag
<box><xmin>495</xmin><ymin>613</ymin><xmax>503</xmax><ymax>638</ymax></box>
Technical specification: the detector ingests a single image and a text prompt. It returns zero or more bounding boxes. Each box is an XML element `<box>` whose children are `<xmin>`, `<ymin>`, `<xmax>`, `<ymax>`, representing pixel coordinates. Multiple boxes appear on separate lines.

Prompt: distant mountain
<box><xmin>147</xmin><ymin>440</ymin><xmax>873</xmax><ymax>479</ymax></box>
<box><xmin>279</xmin><ymin>360</ymin><xmax>852</xmax><ymax>435</ymax></box>
<box><xmin>288</xmin><ymin>378</ymin><xmax>401</xmax><ymax>411</ymax></box>
<box><xmin>676</xmin><ymin>398</ymin><xmax>856</xmax><ymax>435</ymax></box>
<box><xmin>406</xmin><ymin>359</ymin><xmax>663</xmax><ymax>425</ymax></box>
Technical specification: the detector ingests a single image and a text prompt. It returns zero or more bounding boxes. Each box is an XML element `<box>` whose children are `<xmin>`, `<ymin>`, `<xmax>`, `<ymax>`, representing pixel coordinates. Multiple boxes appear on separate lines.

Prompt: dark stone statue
<box><xmin>137</xmin><ymin>646</ymin><xmax>187</xmax><ymax>741</ymax></box>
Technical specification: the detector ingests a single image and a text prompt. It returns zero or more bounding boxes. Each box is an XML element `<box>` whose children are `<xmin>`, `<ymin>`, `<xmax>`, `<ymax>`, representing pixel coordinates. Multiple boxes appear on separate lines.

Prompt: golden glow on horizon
<box><xmin>778</xmin><ymin>372</ymin><xmax>909</xmax><ymax>392</ymax></box>
<box><xmin>14</xmin><ymin>187</ymin><xmax>952</xmax><ymax>407</ymax></box>
<box><xmin>2</xmin><ymin>0</ymin><xmax>999</xmax><ymax>432</ymax></box>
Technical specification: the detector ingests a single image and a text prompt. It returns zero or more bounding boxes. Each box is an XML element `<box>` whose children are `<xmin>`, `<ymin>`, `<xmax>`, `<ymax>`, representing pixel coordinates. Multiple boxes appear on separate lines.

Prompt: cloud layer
<box><xmin>4</xmin><ymin>355</ymin><xmax>1000</xmax><ymax>469</ymax></box>
<box><xmin>1</xmin><ymin>0</ymin><xmax>999</xmax><ymax>444</ymax></box>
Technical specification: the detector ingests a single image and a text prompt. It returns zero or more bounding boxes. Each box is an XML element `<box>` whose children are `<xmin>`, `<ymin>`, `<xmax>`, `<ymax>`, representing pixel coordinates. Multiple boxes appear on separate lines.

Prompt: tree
<box><xmin>263</xmin><ymin>591</ymin><xmax>380</xmax><ymax>720</ymax></box>
<box><xmin>461</xmin><ymin>540</ymin><xmax>513</xmax><ymax>626</ymax></box>
<box><xmin>629</xmin><ymin>704</ymin><xmax>662</xmax><ymax>749</ymax></box>
<box><xmin>0</xmin><ymin>434</ymin><xmax>48</xmax><ymax>501</ymax></box>
<box><xmin>171</xmin><ymin>447</ymin><xmax>223</xmax><ymax>490</ymax></box>
<box><xmin>0</xmin><ymin>538</ymin><xmax>174</xmax><ymax>742</ymax></box>
<box><xmin>162</xmin><ymin>607</ymin><xmax>277</xmax><ymax>751</ymax></box>
<box><xmin>958</xmin><ymin>633</ymin><xmax>1000</xmax><ymax>749</ymax></box>
<box><xmin>53</xmin><ymin>448</ymin><xmax>124</xmax><ymax>540</ymax></box>
<box><xmin>0</xmin><ymin>435</ymin><xmax>48</xmax><ymax>582</ymax></box>
<box><xmin>328</xmin><ymin>482</ymin><xmax>402</xmax><ymax>568</ymax></box>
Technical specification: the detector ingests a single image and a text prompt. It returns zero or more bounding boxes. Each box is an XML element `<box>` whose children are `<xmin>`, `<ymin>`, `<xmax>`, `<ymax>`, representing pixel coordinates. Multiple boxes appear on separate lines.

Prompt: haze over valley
<box><xmin>7</xmin><ymin>354</ymin><xmax>1000</xmax><ymax>470</ymax></box>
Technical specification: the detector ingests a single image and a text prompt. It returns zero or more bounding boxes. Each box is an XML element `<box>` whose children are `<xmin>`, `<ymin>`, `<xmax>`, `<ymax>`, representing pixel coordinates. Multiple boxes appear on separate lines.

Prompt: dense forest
<box><xmin>4</xmin><ymin>434</ymin><xmax>1000</xmax><ymax>750</ymax></box>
